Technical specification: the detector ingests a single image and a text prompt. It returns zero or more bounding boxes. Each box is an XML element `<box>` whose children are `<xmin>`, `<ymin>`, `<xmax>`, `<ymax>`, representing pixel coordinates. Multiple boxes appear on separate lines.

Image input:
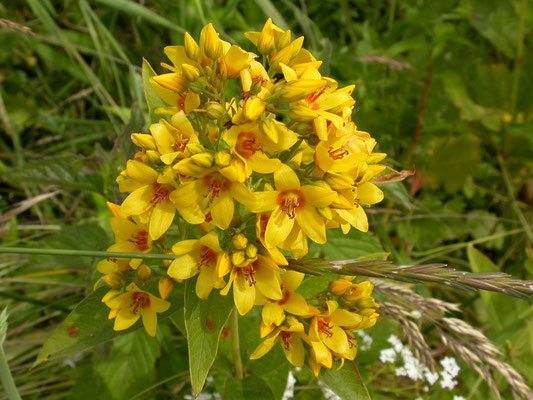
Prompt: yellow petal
<box><xmin>196</xmin><ymin>264</ymin><xmax>216</xmax><ymax>299</ymax></box>
<box><xmin>234</xmin><ymin>275</ymin><xmax>256</xmax><ymax>315</ymax></box>
<box><xmin>274</xmin><ymin>164</ymin><xmax>300</xmax><ymax>191</ymax></box>
<box><xmin>262</xmin><ymin>302</ymin><xmax>285</xmax><ymax>326</ymax></box>
<box><xmin>255</xmin><ymin>264</ymin><xmax>283</xmax><ymax>300</ymax></box>
<box><xmin>149</xmin><ymin>200</ymin><xmax>176</xmax><ymax>240</ymax></box>
<box><xmin>301</xmin><ymin>185</ymin><xmax>337</xmax><ymax>207</ymax></box>
<box><xmin>283</xmin><ymin>292</ymin><xmax>309</xmax><ymax>316</ymax></box>
<box><xmin>210</xmin><ymin>192</ymin><xmax>234</xmax><ymax>230</ymax></box>
<box><xmin>168</xmin><ymin>253</ymin><xmax>199</xmax><ymax>280</ymax></box>
<box><xmin>265</xmin><ymin>207</ymin><xmax>294</xmax><ymax>248</ymax></box>
<box><xmin>283</xmin><ymin>334</ymin><xmax>305</xmax><ymax>367</ymax></box>
<box><xmin>114</xmin><ymin>304</ymin><xmax>140</xmax><ymax>331</ymax></box>
<box><xmin>281</xmin><ymin>270</ymin><xmax>304</xmax><ymax>293</ymax></box>
<box><xmin>295</xmin><ymin>207</ymin><xmax>326</xmax><ymax>244</ymax></box>
<box><xmin>121</xmin><ymin>185</ymin><xmax>153</xmax><ymax>216</ymax></box>
<box><xmin>250</xmin><ymin>331</ymin><xmax>280</xmax><ymax>360</ymax></box>
<box><xmin>126</xmin><ymin>160</ymin><xmax>159</xmax><ymax>184</ymax></box>
<box><xmin>141</xmin><ymin>308</ymin><xmax>158</xmax><ymax>336</ymax></box>
<box><xmin>357</xmin><ymin>182</ymin><xmax>384</xmax><ymax>205</ymax></box>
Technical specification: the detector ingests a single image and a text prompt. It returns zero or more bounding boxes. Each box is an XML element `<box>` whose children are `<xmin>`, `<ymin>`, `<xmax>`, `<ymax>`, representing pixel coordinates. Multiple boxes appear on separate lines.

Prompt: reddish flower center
<box><xmin>174</xmin><ymin>136</ymin><xmax>189</xmax><ymax>152</ymax></box>
<box><xmin>204</xmin><ymin>174</ymin><xmax>230</xmax><ymax>203</ymax></box>
<box><xmin>236</xmin><ymin>132</ymin><xmax>263</xmax><ymax>159</ymax></box>
<box><xmin>151</xmin><ymin>184</ymin><xmax>170</xmax><ymax>207</ymax></box>
<box><xmin>280</xmin><ymin>331</ymin><xmax>292</xmax><ymax>350</ymax></box>
<box><xmin>238</xmin><ymin>264</ymin><xmax>257</xmax><ymax>286</ymax></box>
<box><xmin>278</xmin><ymin>286</ymin><xmax>291</xmax><ymax>305</ymax></box>
<box><xmin>198</xmin><ymin>248</ymin><xmax>217</xmax><ymax>270</ymax></box>
<box><xmin>129</xmin><ymin>230</ymin><xmax>149</xmax><ymax>251</ymax></box>
<box><xmin>328</xmin><ymin>146</ymin><xmax>349</xmax><ymax>160</ymax></box>
<box><xmin>277</xmin><ymin>190</ymin><xmax>304</xmax><ymax>219</ymax></box>
<box><xmin>347</xmin><ymin>333</ymin><xmax>357</xmax><ymax>349</ymax></box>
<box><xmin>130</xmin><ymin>292</ymin><xmax>150</xmax><ymax>315</ymax></box>
<box><xmin>318</xmin><ymin>317</ymin><xmax>333</xmax><ymax>337</ymax></box>
<box><xmin>305</xmin><ymin>87</ymin><xmax>328</xmax><ymax>110</ymax></box>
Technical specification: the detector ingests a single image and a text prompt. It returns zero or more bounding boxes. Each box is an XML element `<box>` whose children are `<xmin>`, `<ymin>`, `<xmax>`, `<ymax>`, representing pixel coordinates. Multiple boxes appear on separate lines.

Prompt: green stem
<box><xmin>509</xmin><ymin>0</ymin><xmax>527</xmax><ymax>119</ymax></box>
<box><xmin>0</xmin><ymin>344</ymin><xmax>21</xmax><ymax>400</ymax></box>
<box><xmin>0</xmin><ymin>247</ymin><xmax>177</xmax><ymax>260</ymax></box>
<box><xmin>230</xmin><ymin>309</ymin><xmax>244</xmax><ymax>380</ymax></box>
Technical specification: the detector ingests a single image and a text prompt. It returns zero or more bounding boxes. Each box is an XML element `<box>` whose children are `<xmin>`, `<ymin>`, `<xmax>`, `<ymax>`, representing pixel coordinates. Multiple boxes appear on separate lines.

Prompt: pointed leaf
<box><xmin>320</xmin><ymin>362</ymin><xmax>371</xmax><ymax>400</ymax></box>
<box><xmin>142</xmin><ymin>58</ymin><xmax>168</xmax><ymax>123</ymax></box>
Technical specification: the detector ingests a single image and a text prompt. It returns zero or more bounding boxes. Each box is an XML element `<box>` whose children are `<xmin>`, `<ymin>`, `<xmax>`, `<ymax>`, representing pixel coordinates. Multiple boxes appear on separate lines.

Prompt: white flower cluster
<box><xmin>282</xmin><ymin>371</ymin><xmax>297</xmax><ymax>400</ymax></box>
<box><xmin>356</xmin><ymin>330</ymin><xmax>374</xmax><ymax>351</ymax></box>
<box><xmin>379</xmin><ymin>335</ymin><xmax>460</xmax><ymax>390</ymax></box>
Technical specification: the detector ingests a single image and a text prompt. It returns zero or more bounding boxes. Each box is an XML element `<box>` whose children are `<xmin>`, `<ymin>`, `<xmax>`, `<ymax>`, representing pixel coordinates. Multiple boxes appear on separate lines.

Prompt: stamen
<box><xmin>280</xmin><ymin>331</ymin><xmax>292</xmax><ymax>350</ymax></box>
<box><xmin>318</xmin><ymin>317</ymin><xmax>333</xmax><ymax>337</ymax></box>
<box><xmin>174</xmin><ymin>136</ymin><xmax>189</xmax><ymax>152</ymax></box>
<box><xmin>243</xmin><ymin>265</ymin><xmax>256</xmax><ymax>286</ymax></box>
<box><xmin>130</xmin><ymin>292</ymin><xmax>150</xmax><ymax>315</ymax></box>
<box><xmin>129</xmin><ymin>230</ymin><xmax>149</xmax><ymax>251</ymax></box>
<box><xmin>198</xmin><ymin>249</ymin><xmax>217</xmax><ymax>270</ymax></box>
<box><xmin>151</xmin><ymin>184</ymin><xmax>170</xmax><ymax>207</ymax></box>
<box><xmin>328</xmin><ymin>146</ymin><xmax>349</xmax><ymax>160</ymax></box>
<box><xmin>347</xmin><ymin>333</ymin><xmax>357</xmax><ymax>349</ymax></box>
<box><xmin>206</xmin><ymin>179</ymin><xmax>223</xmax><ymax>202</ymax></box>
<box><xmin>282</xmin><ymin>198</ymin><xmax>300</xmax><ymax>219</ymax></box>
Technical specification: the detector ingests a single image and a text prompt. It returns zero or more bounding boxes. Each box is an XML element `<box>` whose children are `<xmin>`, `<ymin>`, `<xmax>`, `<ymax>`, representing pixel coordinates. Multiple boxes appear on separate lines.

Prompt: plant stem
<box><xmin>230</xmin><ymin>309</ymin><xmax>244</xmax><ymax>380</ymax></box>
<box><xmin>0</xmin><ymin>247</ymin><xmax>177</xmax><ymax>260</ymax></box>
<box><xmin>0</xmin><ymin>345</ymin><xmax>21</xmax><ymax>400</ymax></box>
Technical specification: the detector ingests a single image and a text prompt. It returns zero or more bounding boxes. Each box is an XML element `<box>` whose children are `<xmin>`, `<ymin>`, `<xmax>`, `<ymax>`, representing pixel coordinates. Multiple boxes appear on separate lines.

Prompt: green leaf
<box><xmin>142</xmin><ymin>58</ymin><xmax>168</xmax><ymax>124</ymax></box>
<box><xmin>320</xmin><ymin>362</ymin><xmax>371</xmax><ymax>400</ymax></box>
<box><xmin>93</xmin><ymin>0</ymin><xmax>185</xmax><ymax>33</ymax></box>
<box><xmin>35</xmin><ymin>284</ymin><xmax>183</xmax><ymax>366</ymax></box>
<box><xmin>184</xmin><ymin>279</ymin><xmax>234</xmax><ymax>394</ymax></box>
<box><xmin>68</xmin><ymin>330</ymin><xmax>160</xmax><ymax>400</ymax></box>
<box><xmin>428</xmin><ymin>133</ymin><xmax>481</xmax><ymax>193</ymax></box>
<box><xmin>314</xmin><ymin>229</ymin><xmax>384</xmax><ymax>261</ymax></box>
<box><xmin>0</xmin><ymin>307</ymin><xmax>7</xmax><ymax>345</ymax></box>
<box><xmin>223</xmin><ymin>375</ymin><xmax>276</xmax><ymax>400</ymax></box>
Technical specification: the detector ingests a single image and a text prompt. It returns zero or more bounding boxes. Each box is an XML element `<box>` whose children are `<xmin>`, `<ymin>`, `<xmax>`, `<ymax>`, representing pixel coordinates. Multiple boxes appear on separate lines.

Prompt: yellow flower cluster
<box><xmin>97</xmin><ymin>19</ymin><xmax>385</xmax><ymax>374</ymax></box>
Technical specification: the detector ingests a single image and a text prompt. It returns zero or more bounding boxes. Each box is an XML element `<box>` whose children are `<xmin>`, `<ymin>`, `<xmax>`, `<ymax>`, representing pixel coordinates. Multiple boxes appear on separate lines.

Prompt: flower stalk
<box><xmin>230</xmin><ymin>309</ymin><xmax>244</xmax><ymax>380</ymax></box>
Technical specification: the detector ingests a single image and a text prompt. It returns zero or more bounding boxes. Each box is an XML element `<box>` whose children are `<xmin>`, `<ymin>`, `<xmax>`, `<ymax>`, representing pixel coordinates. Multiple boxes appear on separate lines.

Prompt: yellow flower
<box><xmin>104</xmin><ymin>283</ymin><xmax>170</xmax><ymax>337</ymax></box>
<box><xmin>167</xmin><ymin>232</ymin><xmax>226</xmax><ymax>299</ymax></box>
<box><xmin>150</xmin><ymin>111</ymin><xmax>200</xmax><ymax>165</ymax></box>
<box><xmin>221</xmin><ymin>254</ymin><xmax>283</xmax><ymax>315</ymax></box>
<box><xmin>120</xmin><ymin>160</ymin><xmax>178</xmax><ymax>240</ymax></box>
<box><xmin>261</xmin><ymin>270</ymin><xmax>309</xmax><ymax>328</ymax></box>
<box><xmin>251</xmin><ymin>164</ymin><xmax>337</xmax><ymax>247</ymax></box>
<box><xmin>250</xmin><ymin>316</ymin><xmax>306</xmax><ymax>367</ymax></box>
<box><xmin>170</xmin><ymin>170</ymin><xmax>257</xmax><ymax>230</ymax></box>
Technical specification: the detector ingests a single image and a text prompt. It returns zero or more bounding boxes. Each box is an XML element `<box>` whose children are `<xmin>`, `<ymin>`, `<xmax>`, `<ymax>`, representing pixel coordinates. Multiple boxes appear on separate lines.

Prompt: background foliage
<box><xmin>0</xmin><ymin>0</ymin><xmax>532</xmax><ymax>399</ymax></box>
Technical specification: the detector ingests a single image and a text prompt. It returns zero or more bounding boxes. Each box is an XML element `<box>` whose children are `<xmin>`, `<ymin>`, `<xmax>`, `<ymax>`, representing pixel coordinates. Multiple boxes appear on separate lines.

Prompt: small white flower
<box><xmin>440</xmin><ymin>371</ymin><xmax>458</xmax><ymax>390</ymax></box>
<box><xmin>424</xmin><ymin>370</ymin><xmax>440</xmax><ymax>386</ymax></box>
<box><xmin>411</xmin><ymin>310</ymin><xmax>422</xmax><ymax>319</ymax></box>
<box><xmin>453</xmin><ymin>396</ymin><xmax>466</xmax><ymax>400</ymax></box>
<box><xmin>440</xmin><ymin>357</ymin><xmax>460</xmax><ymax>378</ymax></box>
<box><xmin>387</xmin><ymin>335</ymin><xmax>404</xmax><ymax>352</ymax></box>
<box><xmin>282</xmin><ymin>371</ymin><xmax>296</xmax><ymax>400</ymax></box>
<box><xmin>356</xmin><ymin>330</ymin><xmax>373</xmax><ymax>350</ymax></box>
<box><xmin>380</xmin><ymin>348</ymin><xmax>397</xmax><ymax>363</ymax></box>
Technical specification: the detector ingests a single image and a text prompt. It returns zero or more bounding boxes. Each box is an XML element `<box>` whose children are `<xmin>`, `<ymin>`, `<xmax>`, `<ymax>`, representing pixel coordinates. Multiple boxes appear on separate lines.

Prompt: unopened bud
<box><xmin>182</xmin><ymin>63</ymin><xmax>200</xmax><ymax>81</ymax></box>
<box><xmin>215</xmin><ymin>151</ymin><xmax>231</xmax><ymax>167</ymax></box>
<box><xmin>276</xmin><ymin>30</ymin><xmax>292</xmax><ymax>50</ymax></box>
<box><xmin>244</xmin><ymin>97</ymin><xmax>265</xmax><ymax>121</ymax></box>
<box><xmin>206</xmin><ymin>102</ymin><xmax>225</xmax><ymax>120</ymax></box>
<box><xmin>270</xmin><ymin>45</ymin><xmax>294</xmax><ymax>68</ymax></box>
<box><xmin>184</xmin><ymin>32</ymin><xmax>200</xmax><ymax>60</ymax></box>
<box><xmin>185</xmin><ymin>143</ymin><xmax>205</xmax><ymax>155</ymax></box>
<box><xmin>245</xmin><ymin>244</ymin><xmax>258</xmax><ymax>259</ymax></box>
<box><xmin>356</xmin><ymin>297</ymin><xmax>378</xmax><ymax>309</ymax></box>
<box><xmin>240</xmin><ymin>69</ymin><xmax>252</xmax><ymax>92</ymax></box>
<box><xmin>188</xmin><ymin>81</ymin><xmax>205</xmax><ymax>94</ymax></box>
<box><xmin>204</xmin><ymin>23</ymin><xmax>222</xmax><ymax>59</ymax></box>
<box><xmin>131</xmin><ymin>133</ymin><xmax>156</xmax><ymax>150</ymax></box>
<box><xmin>317</xmin><ymin>206</ymin><xmax>333</xmax><ymax>220</ymax></box>
<box><xmin>329</xmin><ymin>279</ymin><xmax>352</xmax><ymax>296</ymax></box>
<box><xmin>191</xmin><ymin>152</ymin><xmax>214</xmax><ymax>168</ymax></box>
<box><xmin>137</xmin><ymin>264</ymin><xmax>152</xmax><ymax>280</ymax></box>
<box><xmin>250</xmin><ymin>80</ymin><xmax>263</xmax><ymax>95</ymax></box>
<box><xmin>102</xmin><ymin>273</ymin><xmax>125</xmax><ymax>290</ymax></box>
<box><xmin>146</xmin><ymin>150</ymin><xmax>161</xmax><ymax>164</ymax></box>
<box><xmin>358</xmin><ymin>307</ymin><xmax>376</xmax><ymax>317</ymax></box>
<box><xmin>232</xmin><ymin>251</ymin><xmax>246</xmax><ymax>266</ymax></box>
<box><xmin>232</xmin><ymin>234</ymin><xmax>248</xmax><ymax>250</ymax></box>
<box><xmin>257</xmin><ymin>18</ymin><xmax>275</xmax><ymax>55</ymax></box>
<box><xmin>158</xmin><ymin>276</ymin><xmax>175</xmax><ymax>300</ymax></box>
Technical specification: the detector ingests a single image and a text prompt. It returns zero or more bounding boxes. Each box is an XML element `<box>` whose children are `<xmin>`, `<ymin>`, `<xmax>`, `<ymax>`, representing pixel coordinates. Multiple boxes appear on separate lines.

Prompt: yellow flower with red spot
<box><xmin>252</xmin><ymin>164</ymin><xmax>337</xmax><ymax>247</ymax></box>
<box><xmin>104</xmin><ymin>283</ymin><xmax>170</xmax><ymax>337</ymax></box>
<box><xmin>250</xmin><ymin>316</ymin><xmax>306</xmax><ymax>367</ymax></box>
<box><xmin>167</xmin><ymin>232</ymin><xmax>226</xmax><ymax>299</ymax></box>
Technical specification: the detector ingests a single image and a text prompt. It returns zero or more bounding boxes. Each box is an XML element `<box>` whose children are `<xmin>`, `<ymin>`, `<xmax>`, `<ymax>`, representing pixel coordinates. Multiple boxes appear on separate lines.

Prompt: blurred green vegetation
<box><xmin>0</xmin><ymin>0</ymin><xmax>532</xmax><ymax>399</ymax></box>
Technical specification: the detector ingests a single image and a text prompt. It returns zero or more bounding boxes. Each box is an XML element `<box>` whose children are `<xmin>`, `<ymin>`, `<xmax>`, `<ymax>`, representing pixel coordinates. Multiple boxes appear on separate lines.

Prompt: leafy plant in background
<box><xmin>1</xmin><ymin>1</ymin><xmax>532</xmax><ymax>399</ymax></box>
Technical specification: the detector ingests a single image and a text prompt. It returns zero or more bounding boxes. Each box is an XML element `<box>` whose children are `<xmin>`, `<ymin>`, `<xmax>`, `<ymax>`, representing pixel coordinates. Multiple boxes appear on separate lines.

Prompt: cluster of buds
<box><xmin>97</xmin><ymin>19</ymin><xmax>385</xmax><ymax>375</ymax></box>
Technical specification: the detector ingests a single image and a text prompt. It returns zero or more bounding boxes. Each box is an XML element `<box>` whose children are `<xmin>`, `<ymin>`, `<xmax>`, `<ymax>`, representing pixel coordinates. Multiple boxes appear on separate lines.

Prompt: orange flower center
<box><xmin>198</xmin><ymin>248</ymin><xmax>217</xmax><ymax>269</ymax></box>
<box><xmin>318</xmin><ymin>317</ymin><xmax>333</xmax><ymax>337</ymax></box>
<box><xmin>277</xmin><ymin>191</ymin><xmax>304</xmax><ymax>219</ymax></box>
<box><xmin>236</xmin><ymin>132</ymin><xmax>263</xmax><ymax>159</ymax></box>
<box><xmin>129</xmin><ymin>230</ymin><xmax>149</xmax><ymax>251</ymax></box>
<box><xmin>151</xmin><ymin>184</ymin><xmax>170</xmax><ymax>207</ymax></box>
<box><xmin>174</xmin><ymin>135</ymin><xmax>189</xmax><ymax>152</ymax></box>
<box><xmin>280</xmin><ymin>331</ymin><xmax>292</xmax><ymax>350</ymax></box>
<box><xmin>278</xmin><ymin>286</ymin><xmax>291</xmax><ymax>305</ymax></box>
<box><xmin>305</xmin><ymin>86</ymin><xmax>328</xmax><ymax>110</ymax></box>
<box><xmin>130</xmin><ymin>292</ymin><xmax>150</xmax><ymax>315</ymax></box>
<box><xmin>328</xmin><ymin>146</ymin><xmax>349</xmax><ymax>160</ymax></box>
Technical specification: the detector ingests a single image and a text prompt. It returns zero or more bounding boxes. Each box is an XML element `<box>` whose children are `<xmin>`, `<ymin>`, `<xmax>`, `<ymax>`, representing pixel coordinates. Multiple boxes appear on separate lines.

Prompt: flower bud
<box><xmin>317</xmin><ymin>206</ymin><xmax>332</xmax><ymax>220</ymax></box>
<box><xmin>186</xmin><ymin>143</ymin><xmax>205</xmax><ymax>155</ymax></box>
<box><xmin>102</xmin><ymin>273</ymin><xmax>125</xmax><ymax>290</ymax></box>
<box><xmin>232</xmin><ymin>250</ymin><xmax>246</xmax><ymax>267</ymax></box>
<box><xmin>158</xmin><ymin>276</ymin><xmax>175</xmax><ymax>300</ymax></box>
<box><xmin>182</xmin><ymin>63</ymin><xmax>200</xmax><ymax>81</ymax></box>
<box><xmin>240</xmin><ymin>69</ymin><xmax>252</xmax><ymax>92</ymax></box>
<box><xmin>244</xmin><ymin>97</ymin><xmax>265</xmax><ymax>121</ymax></box>
<box><xmin>206</xmin><ymin>102</ymin><xmax>225</xmax><ymax>120</ymax></box>
<box><xmin>270</xmin><ymin>44</ymin><xmax>294</xmax><ymax>68</ymax></box>
<box><xmin>356</xmin><ymin>297</ymin><xmax>378</xmax><ymax>309</ymax></box>
<box><xmin>250</xmin><ymin>80</ymin><xmax>263</xmax><ymax>95</ymax></box>
<box><xmin>146</xmin><ymin>150</ymin><xmax>161</xmax><ymax>164</ymax></box>
<box><xmin>245</xmin><ymin>244</ymin><xmax>258</xmax><ymax>259</ymax></box>
<box><xmin>137</xmin><ymin>264</ymin><xmax>152</xmax><ymax>280</ymax></box>
<box><xmin>276</xmin><ymin>30</ymin><xmax>292</xmax><ymax>50</ymax></box>
<box><xmin>215</xmin><ymin>151</ymin><xmax>231</xmax><ymax>167</ymax></box>
<box><xmin>257</xmin><ymin>18</ymin><xmax>275</xmax><ymax>55</ymax></box>
<box><xmin>131</xmin><ymin>133</ymin><xmax>156</xmax><ymax>150</ymax></box>
<box><xmin>204</xmin><ymin>23</ymin><xmax>222</xmax><ymax>59</ymax></box>
<box><xmin>358</xmin><ymin>307</ymin><xmax>377</xmax><ymax>317</ymax></box>
<box><xmin>329</xmin><ymin>279</ymin><xmax>352</xmax><ymax>296</ymax></box>
<box><xmin>232</xmin><ymin>234</ymin><xmax>248</xmax><ymax>250</ymax></box>
<box><xmin>191</xmin><ymin>152</ymin><xmax>214</xmax><ymax>168</ymax></box>
<box><xmin>184</xmin><ymin>32</ymin><xmax>200</xmax><ymax>60</ymax></box>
